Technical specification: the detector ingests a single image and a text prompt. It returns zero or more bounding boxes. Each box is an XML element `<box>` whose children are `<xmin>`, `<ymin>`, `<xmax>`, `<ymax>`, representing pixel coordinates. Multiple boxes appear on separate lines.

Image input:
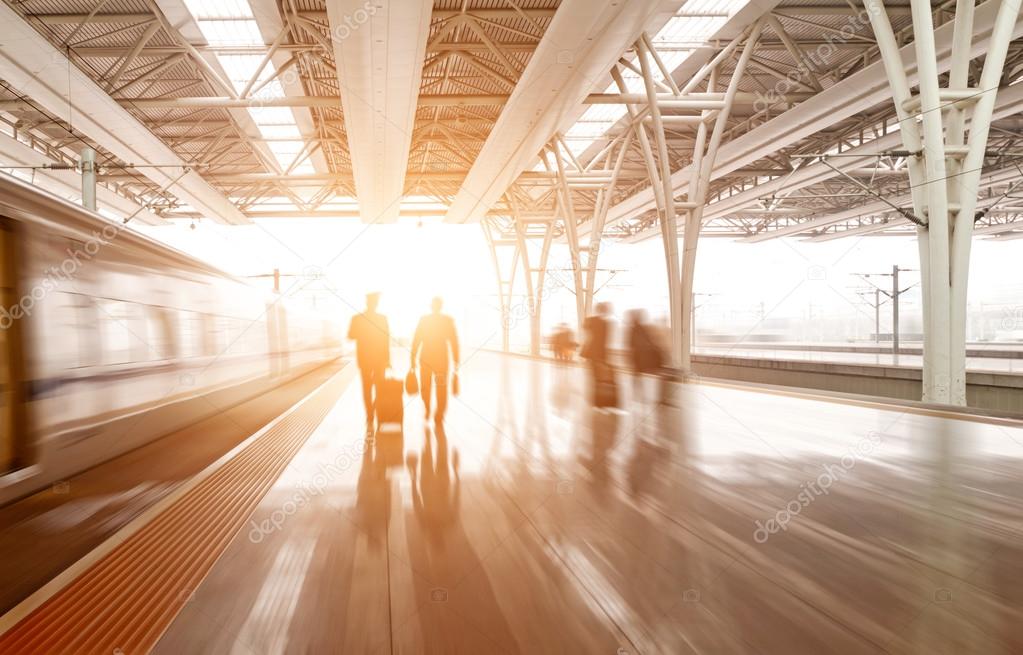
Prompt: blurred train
<box><xmin>0</xmin><ymin>174</ymin><xmax>341</xmax><ymax>505</ymax></box>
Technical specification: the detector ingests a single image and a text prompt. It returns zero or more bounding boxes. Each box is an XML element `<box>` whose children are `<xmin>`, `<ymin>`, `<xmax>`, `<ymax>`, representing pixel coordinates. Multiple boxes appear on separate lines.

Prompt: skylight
<box><xmin>181</xmin><ymin>0</ymin><xmax>315</xmax><ymax>178</ymax></box>
<box><xmin>561</xmin><ymin>0</ymin><xmax>751</xmax><ymax>160</ymax></box>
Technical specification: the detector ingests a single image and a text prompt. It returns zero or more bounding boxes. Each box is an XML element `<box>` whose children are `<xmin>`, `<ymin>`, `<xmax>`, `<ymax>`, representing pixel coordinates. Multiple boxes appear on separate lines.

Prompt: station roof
<box><xmin>1</xmin><ymin>0</ymin><xmax>1022</xmax><ymax>241</ymax></box>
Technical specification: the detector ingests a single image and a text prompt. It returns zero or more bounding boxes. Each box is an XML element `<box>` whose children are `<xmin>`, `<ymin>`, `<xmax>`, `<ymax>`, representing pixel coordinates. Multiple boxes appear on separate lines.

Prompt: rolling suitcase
<box><xmin>375</xmin><ymin>375</ymin><xmax>404</xmax><ymax>431</ymax></box>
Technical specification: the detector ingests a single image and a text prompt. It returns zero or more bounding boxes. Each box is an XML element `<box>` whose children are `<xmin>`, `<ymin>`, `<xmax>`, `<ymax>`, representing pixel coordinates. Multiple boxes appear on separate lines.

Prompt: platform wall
<box><xmin>691</xmin><ymin>355</ymin><xmax>1023</xmax><ymax>415</ymax></box>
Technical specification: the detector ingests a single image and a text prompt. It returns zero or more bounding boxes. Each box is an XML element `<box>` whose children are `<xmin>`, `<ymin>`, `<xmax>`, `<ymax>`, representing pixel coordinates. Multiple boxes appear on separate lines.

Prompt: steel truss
<box><xmin>633</xmin><ymin>23</ymin><xmax>765</xmax><ymax>369</ymax></box>
<box><xmin>482</xmin><ymin>202</ymin><xmax>554</xmax><ymax>355</ymax></box>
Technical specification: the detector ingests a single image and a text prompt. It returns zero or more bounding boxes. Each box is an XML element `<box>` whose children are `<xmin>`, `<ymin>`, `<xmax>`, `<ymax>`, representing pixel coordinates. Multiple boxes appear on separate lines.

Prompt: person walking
<box><xmin>580</xmin><ymin>302</ymin><xmax>616</xmax><ymax>408</ymax></box>
<box><xmin>626</xmin><ymin>308</ymin><xmax>665</xmax><ymax>423</ymax></box>
<box><xmin>348</xmin><ymin>292</ymin><xmax>390</xmax><ymax>435</ymax></box>
<box><xmin>411</xmin><ymin>297</ymin><xmax>460</xmax><ymax>424</ymax></box>
<box><xmin>551</xmin><ymin>323</ymin><xmax>577</xmax><ymax>362</ymax></box>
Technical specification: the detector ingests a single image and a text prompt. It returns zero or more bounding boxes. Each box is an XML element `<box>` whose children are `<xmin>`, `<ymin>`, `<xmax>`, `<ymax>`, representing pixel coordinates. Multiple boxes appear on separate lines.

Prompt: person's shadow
<box><xmin>403</xmin><ymin>426</ymin><xmax>518</xmax><ymax>650</ymax></box>
<box><xmin>406</xmin><ymin>424</ymin><xmax>460</xmax><ymax>550</ymax></box>
<box><xmin>354</xmin><ymin>434</ymin><xmax>401</xmax><ymax>551</ymax></box>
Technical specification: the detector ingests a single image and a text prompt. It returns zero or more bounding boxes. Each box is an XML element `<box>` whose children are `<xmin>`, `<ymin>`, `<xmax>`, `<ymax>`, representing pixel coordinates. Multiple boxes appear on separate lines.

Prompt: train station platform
<box><xmin>1</xmin><ymin>352</ymin><xmax>1021</xmax><ymax>654</ymax></box>
<box><xmin>690</xmin><ymin>347</ymin><xmax>1023</xmax><ymax>416</ymax></box>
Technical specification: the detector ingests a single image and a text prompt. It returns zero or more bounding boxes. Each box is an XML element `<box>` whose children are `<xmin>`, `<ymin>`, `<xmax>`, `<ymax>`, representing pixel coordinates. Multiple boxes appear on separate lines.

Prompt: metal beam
<box><xmin>581</xmin><ymin>0</ymin><xmax>1023</xmax><ymax>239</ymax></box>
<box><xmin>1</xmin><ymin>90</ymin><xmax>820</xmax><ymax>111</ymax></box>
<box><xmin>0</xmin><ymin>2</ymin><xmax>249</xmax><ymax>224</ymax></box>
<box><xmin>0</xmin><ymin>95</ymin><xmax>509</xmax><ymax>110</ymax></box>
<box><xmin>739</xmin><ymin>165</ymin><xmax>1021</xmax><ymax>242</ymax></box>
<box><xmin>0</xmin><ymin>132</ymin><xmax>167</xmax><ymax>225</ymax></box>
<box><xmin>328</xmin><ymin>0</ymin><xmax>431</xmax><ymax>224</ymax></box>
<box><xmin>621</xmin><ymin>80</ymin><xmax>1023</xmax><ymax>243</ymax></box>
<box><xmin>444</xmin><ymin>0</ymin><xmax>684</xmax><ymax>224</ymax></box>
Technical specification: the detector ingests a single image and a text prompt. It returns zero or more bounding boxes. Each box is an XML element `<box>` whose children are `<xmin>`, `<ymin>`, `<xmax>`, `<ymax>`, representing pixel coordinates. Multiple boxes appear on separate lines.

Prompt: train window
<box><xmin>75</xmin><ymin>296</ymin><xmax>101</xmax><ymax>368</ymax></box>
<box><xmin>178</xmin><ymin>311</ymin><xmax>203</xmax><ymax>358</ymax></box>
<box><xmin>216</xmin><ymin>315</ymin><xmax>233</xmax><ymax>355</ymax></box>
<box><xmin>98</xmin><ymin>300</ymin><xmax>148</xmax><ymax>365</ymax></box>
<box><xmin>200</xmin><ymin>313</ymin><xmax>217</xmax><ymax>356</ymax></box>
<box><xmin>45</xmin><ymin>294</ymin><xmax>78</xmax><ymax>370</ymax></box>
<box><xmin>231</xmin><ymin>317</ymin><xmax>251</xmax><ymax>354</ymax></box>
<box><xmin>146</xmin><ymin>306</ymin><xmax>177</xmax><ymax>360</ymax></box>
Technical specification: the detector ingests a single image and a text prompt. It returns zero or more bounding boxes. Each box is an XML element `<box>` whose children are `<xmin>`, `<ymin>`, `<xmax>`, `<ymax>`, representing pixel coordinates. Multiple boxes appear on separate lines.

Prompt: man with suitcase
<box><xmin>410</xmin><ymin>297</ymin><xmax>460</xmax><ymax>424</ymax></box>
<box><xmin>348</xmin><ymin>291</ymin><xmax>390</xmax><ymax>435</ymax></box>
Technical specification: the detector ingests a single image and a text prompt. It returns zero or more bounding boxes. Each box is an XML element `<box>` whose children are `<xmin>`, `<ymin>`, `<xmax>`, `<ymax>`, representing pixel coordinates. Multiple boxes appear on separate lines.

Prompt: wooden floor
<box><xmin>143</xmin><ymin>352</ymin><xmax>1023</xmax><ymax>654</ymax></box>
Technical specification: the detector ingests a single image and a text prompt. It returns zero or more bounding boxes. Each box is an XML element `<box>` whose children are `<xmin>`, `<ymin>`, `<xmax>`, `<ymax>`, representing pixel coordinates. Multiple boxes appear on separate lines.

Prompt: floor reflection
<box><xmin>406</xmin><ymin>425</ymin><xmax>460</xmax><ymax>549</ymax></box>
<box><xmin>579</xmin><ymin>408</ymin><xmax>619</xmax><ymax>488</ymax></box>
<box><xmin>144</xmin><ymin>353</ymin><xmax>1023</xmax><ymax>653</ymax></box>
<box><xmin>355</xmin><ymin>431</ymin><xmax>401</xmax><ymax>551</ymax></box>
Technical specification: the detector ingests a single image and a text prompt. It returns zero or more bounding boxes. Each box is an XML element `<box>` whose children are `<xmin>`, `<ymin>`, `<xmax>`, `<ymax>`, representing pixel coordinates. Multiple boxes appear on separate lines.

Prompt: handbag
<box><xmin>405</xmin><ymin>369</ymin><xmax>419</xmax><ymax>394</ymax></box>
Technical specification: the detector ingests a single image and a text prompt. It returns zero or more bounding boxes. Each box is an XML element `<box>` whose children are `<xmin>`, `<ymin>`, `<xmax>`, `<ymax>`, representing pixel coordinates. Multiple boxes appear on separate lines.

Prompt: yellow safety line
<box><xmin>0</xmin><ymin>369</ymin><xmax>348</xmax><ymax>653</ymax></box>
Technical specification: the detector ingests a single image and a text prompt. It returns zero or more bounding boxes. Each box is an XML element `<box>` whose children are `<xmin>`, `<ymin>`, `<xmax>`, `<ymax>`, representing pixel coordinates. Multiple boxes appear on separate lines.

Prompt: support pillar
<box><xmin>635</xmin><ymin>23</ymin><xmax>763</xmax><ymax>370</ymax></box>
<box><xmin>481</xmin><ymin>217</ymin><xmax>518</xmax><ymax>352</ymax></box>
<box><xmin>865</xmin><ymin>0</ymin><xmax>1020</xmax><ymax>404</ymax></box>
<box><xmin>483</xmin><ymin>205</ymin><xmax>556</xmax><ymax>356</ymax></box>
<box><xmin>547</xmin><ymin>142</ymin><xmax>586</xmax><ymax>334</ymax></box>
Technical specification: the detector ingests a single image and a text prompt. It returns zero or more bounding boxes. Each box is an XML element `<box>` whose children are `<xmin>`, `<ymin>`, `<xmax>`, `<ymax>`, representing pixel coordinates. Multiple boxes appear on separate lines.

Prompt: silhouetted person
<box><xmin>551</xmin><ymin>323</ymin><xmax>577</xmax><ymax>362</ymax></box>
<box><xmin>411</xmin><ymin>297</ymin><xmax>460</xmax><ymax>423</ymax></box>
<box><xmin>348</xmin><ymin>292</ymin><xmax>390</xmax><ymax>435</ymax></box>
<box><xmin>626</xmin><ymin>308</ymin><xmax>665</xmax><ymax>411</ymax></box>
<box><xmin>580</xmin><ymin>302</ymin><xmax>616</xmax><ymax>408</ymax></box>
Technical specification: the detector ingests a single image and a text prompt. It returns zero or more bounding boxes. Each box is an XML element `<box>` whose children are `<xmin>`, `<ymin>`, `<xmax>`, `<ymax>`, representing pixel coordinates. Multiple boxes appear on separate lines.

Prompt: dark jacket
<box><xmin>412</xmin><ymin>313</ymin><xmax>459</xmax><ymax>372</ymax></box>
<box><xmin>627</xmin><ymin>322</ymin><xmax>663</xmax><ymax>373</ymax></box>
<box><xmin>580</xmin><ymin>315</ymin><xmax>610</xmax><ymax>363</ymax></box>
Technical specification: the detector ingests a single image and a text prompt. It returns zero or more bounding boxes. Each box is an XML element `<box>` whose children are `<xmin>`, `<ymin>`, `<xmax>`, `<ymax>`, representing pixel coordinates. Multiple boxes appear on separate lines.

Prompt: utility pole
<box><xmin>854</xmin><ymin>266</ymin><xmax>917</xmax><ymax>355</ymax></box>
<box><xmin>80</xmin><ymin>147</ymin><xmax>96</xmax><ymax>212</ymax></box>
<box><xmin>892</xmin><ymin>264</ymin><xmax>900</xmax><ymax>355</ymax></box>
<box><xmin>875</xmin><ymin>288</ymin><xmax>880</xmax><ymax>344</ymax></box>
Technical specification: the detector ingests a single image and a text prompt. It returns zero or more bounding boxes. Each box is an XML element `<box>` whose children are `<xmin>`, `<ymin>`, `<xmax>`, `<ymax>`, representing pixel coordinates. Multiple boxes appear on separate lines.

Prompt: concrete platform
<box><xmin>692</xmin><ymin>349</ymin><xmax>1023</xmax><ymax>414</ymax></box>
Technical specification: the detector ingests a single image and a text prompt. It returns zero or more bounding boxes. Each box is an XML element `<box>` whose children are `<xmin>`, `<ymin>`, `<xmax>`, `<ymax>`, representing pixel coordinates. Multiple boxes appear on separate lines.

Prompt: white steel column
<box><xmin>530</xmin><ymin>222</ymin><xmax>555</xmax><ymax>355</ymax></box>
<box><xmin>481</xmin><ymin>217</ymin><xmax>519</xmax><ymax>352</ymax></box>
<box><xmin>582</xmin><ymin>129</ymin><xmax>634</xmax><ymax>317</ymax></box>
<box><xmin>636</xmin><ymin>38</ymin><xmax>683</xmax><ymax>367</ymax></box>
<box><xmin>483</xmin><ymin>205</ymin><xmax>557</xmax><ymax>356</ymax></box>
<box><xmin>546</xmin><ymin>142</ymin><xmax>587</xmax><ymax>332</ymax></box>
<box><xmin>636</xmin><ymin>23</ymin><xmax>764</xmax><ymax>370</ymax></box>
<box><xmin>865</xmin><ymin>0</ymin><xmax>1021</xmax><ymax>405</ymax></box>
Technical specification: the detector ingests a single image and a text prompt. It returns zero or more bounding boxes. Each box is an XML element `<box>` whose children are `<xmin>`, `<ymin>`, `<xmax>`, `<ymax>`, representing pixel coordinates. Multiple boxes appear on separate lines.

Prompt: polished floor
<box><xmin>141</xmin><ymin>351</ymin><xmax>1022</xmax><ymax>654</ymax></box>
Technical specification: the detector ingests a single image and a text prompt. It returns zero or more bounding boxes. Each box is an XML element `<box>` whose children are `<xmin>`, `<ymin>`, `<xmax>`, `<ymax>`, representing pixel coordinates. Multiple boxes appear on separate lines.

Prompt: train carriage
<box><xmin>0</xmin><ymin>174</ymin><xmax>341</xmax><ymax>504</ymax></box>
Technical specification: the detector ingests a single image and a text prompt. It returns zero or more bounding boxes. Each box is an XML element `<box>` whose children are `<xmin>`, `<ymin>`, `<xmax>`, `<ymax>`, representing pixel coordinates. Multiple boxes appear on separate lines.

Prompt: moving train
<box><xmin>0</xmin><ymin>174</ymin><xmax>341</xmax><ymax>505</ymax></box>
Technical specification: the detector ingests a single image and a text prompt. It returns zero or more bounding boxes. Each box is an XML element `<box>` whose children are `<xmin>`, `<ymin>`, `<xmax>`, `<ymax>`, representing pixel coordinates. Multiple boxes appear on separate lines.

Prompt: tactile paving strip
<box><xmin>0</xmin><ymin>373</ymin><xmax>344</xmax><ymax>654</ymax></box>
